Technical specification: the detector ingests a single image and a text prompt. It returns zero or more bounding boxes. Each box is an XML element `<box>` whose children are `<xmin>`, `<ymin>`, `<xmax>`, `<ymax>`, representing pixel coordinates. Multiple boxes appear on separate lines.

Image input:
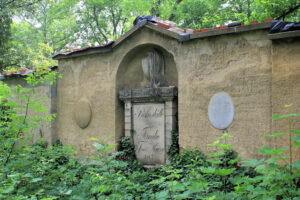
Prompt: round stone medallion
<box><xmin>74</xmin><ymin>99</ymin><xmax>92</xmax><ymax>129</ymax></box>
<box><xmin>208</xmin><ymin>92</ymin><xmax>234</xmax><ymax>130</ymax></box>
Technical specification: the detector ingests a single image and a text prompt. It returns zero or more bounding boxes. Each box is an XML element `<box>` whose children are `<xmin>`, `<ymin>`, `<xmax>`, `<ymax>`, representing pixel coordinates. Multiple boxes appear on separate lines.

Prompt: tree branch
<box><xmin>92</xmin><ymin>6</ymin><xmax>108</xmax><ymax>43</ymax></box>
<box><xmin>4</xmin><ymin>95</ymin><xmax>30</xmax><ymax>166</ymax></box>
<box><xmin>168</xmin><ymin>0</ymin><xmax>183</xmax><ymax>21</ymax></box>
<box><xmin>276</xmin><ymin>3</ymin><xmax>300</xmax><ymax>20</ymax></box>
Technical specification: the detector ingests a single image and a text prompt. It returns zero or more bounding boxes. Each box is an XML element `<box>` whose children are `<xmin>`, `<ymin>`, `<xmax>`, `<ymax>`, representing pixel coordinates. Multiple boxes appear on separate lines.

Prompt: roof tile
<box><xmin>264</xmin><ymin>18</ymin><xmax>273</xmax><ymax>22</ymax></box>
<box><xmin>199</xmin><ymin>28</ymin><xmax>211</xmax><ymax>32</ymax></box>
<box><xmin>250</xmin><ymin>20</ymin><xmax>258</xmax><ymax>24</ymax></box>
<box><xmin>184</xmin><ymin>28</ymin><xmax>194</xmax><ymax>33</ymax></box>
<box><xmin>219</xmin><ymin>25</ymin><xmax>228</xmax><ymax>29</ymax></box>
<box><xmin>168</xmin><ymin>26</ymin><xmax>184</xmax><ymax>34</ymax></box>
<box><xmin>157</xmin><ymin>22</ymin><xmax>170</xmax><ymax>29</ymax></box>
<box><xmin>52</xmin><ymin>16</ymin><xmax>275</xmax><ymax>59</ymax></box>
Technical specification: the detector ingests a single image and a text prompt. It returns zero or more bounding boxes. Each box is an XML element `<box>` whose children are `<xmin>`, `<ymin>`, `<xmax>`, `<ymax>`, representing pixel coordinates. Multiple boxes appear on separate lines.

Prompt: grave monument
<box><xmin>119</xmin><ymin>49</ymin><xmax>177</xmax><ymax>166</ymax></box>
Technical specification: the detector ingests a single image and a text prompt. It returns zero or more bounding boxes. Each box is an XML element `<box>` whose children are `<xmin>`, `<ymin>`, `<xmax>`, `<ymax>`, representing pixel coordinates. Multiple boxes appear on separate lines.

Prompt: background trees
<box><xmin>0</xmin><ymin>0</ymin><xmax>40</xmax><ymax>71</ymax></box>
<box><xmin>0</xmin><ymin>0</ymin><xmax>299</xmax><ymax>71</ymax></box>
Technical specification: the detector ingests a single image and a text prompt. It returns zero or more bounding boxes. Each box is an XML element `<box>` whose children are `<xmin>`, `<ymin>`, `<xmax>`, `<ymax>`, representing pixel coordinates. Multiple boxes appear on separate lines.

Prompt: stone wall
<box><xmin>177</xmin><ymin>31</ymin><xmax>273</xmax><ymax>159</ymax></box>
<box><xmin>3</xmin><ymin>77</ymin><xmax>57</xmax><ymax>145</ymax></box>
<box><xmin>57</xmin><ymin>54</ymin><xmax>116</xmax><ymax>157</ymax></box>
<box><xmin>55</xmin><ymin>27</ymin><xmax>300</xmax><ymax>160</ymax></box>
<box><xmin>271</xmin><ymin>38</ymin><xmax>300</xmax><ymax>161</ymax></box>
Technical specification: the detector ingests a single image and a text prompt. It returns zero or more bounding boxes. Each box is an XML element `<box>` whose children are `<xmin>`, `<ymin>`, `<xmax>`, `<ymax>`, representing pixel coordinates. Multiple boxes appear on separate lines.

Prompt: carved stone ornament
<box><xmin>142</xmin><ymin>50</ymin><xmax>166</xmax><ymax>88</ymax></box>
<box><xmin>74</xmin><ymin>99</ymin><xmax>92</xmax><ymax>129</ymax></box>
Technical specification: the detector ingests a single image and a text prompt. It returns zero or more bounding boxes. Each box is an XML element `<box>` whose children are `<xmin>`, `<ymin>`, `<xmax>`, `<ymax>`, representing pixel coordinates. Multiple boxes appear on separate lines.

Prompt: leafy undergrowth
<box><xmin>1</xmin><ymin>61</ymin><xmax>299</xmax><ymax>199</ymax></box>
<box><xmin>1</xmin><ymin>72</ymin><xmax>299</xmax><ymax>199</ymax></box>
<box><xmin>0</xmin><ymin>135</ymin><xmax>299</xmax><ymax>200</ymax></box>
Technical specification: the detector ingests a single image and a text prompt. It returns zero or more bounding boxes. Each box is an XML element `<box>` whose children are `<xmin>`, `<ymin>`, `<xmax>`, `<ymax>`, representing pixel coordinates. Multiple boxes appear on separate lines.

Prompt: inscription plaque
<box><xmin>208</xmin><ymin>92</ymin><xmax>234</xmax><ymax>130</ymax></box>
<box><xmin>133</xmin><ymin>103</ymin><xmax>165</xmax><ymax>165</ymax></box>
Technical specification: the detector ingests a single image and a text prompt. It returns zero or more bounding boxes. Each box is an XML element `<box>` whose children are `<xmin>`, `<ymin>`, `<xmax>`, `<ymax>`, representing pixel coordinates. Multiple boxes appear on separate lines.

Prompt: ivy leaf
<box><xmin>175</xmin><ymin>191</ymin><xmax>191</xmax><ymax>199</ymax></box>
<box><xmin>200</xmin><ymin>166</ymin><xmax>215</xmax><ymax>174</ymax></box>
<box><xmin>255</xmin><ymin>164</ymin><xmax>267</xmax><ymax>173</ymax></box>
<box><xmin>219</xmin><ymin>144</ymin><xmax>232</xmax><ymax>149</ymax></box>
<box><xmin>242</xmin><ymin>158</ymin><xmax>264</xmax><ymax>167</ymax></box>
<box><xmin>229</xmin><ymin>157</ymin><xmax>241</xmax><ymax>164</ymax></box>
<box><xmin>207</xmin><ymin>140</ymin><xmax>219</xmax><ymax>147</ymax></box>
<box><xmin>293</xmin><ymin>160</ymin><xmax>300</xmax><ymax>168</ymax></box>
<box><xmin>292</xmin><ymin>135</ymin><xmax>300</xmax><ymax>146</ymax></box>
<box><xmin>263</xmin><ymin>131</ymin><xmax>288</xmax><ymax>137</ymax></box>
<box><xmin>234</xmin><ymin>183</ymin><xmax>249</xmax><ymax>194</ymax></box>
<box><xmin>2</xmin><ymin>185</ymin><xmax>14</xmax><ymax>194</ymax></box>
<box><xmin>31</xmin><ymin>177</ymin><xmax>42</xmax><ymax>183</ymax></box>
<box><xmin>214</xmin><ymin>168</ymin><xmax>235</xmax><ymax>176</ymax></box>
<box><xmin>92</xmin><ymin>142</ymin><xmax>104</xmax><ymax>150</ymax></box>
<box><xmin>155</xmin><ymin>190</ymin><xmax>169</xmax><ymax>199</ymax></box>
<box><xmin>207</xmin><ymin>159</ymin><xmax>222</xmax><ymax>165</ymax></box>
<box><xmin>265</xmin><ymin>156</ymin><xmax>287</xmax><ymax>164</ymax></box>
<box><xmin>208</xmin><ymin>151</ymin><xmax>224</xmax><ymax>157</ymax></box>
<box><xmin>231</xmin><ymin>176</ymin><xmax>247</xmax><ymax>185</ymax></box>
<box><xmin>291</xmin><ymin>130</ymin><xmax>300</xmax><ymax>135</ymax></box>
<box><xmin>206</xmin><ymin>196</ymin><xmax>216</xmax><ymax>200</ymax></box>
<box><xmin>258</xmin><ymin>147</ymin><xmax>287</xmax><ymax>155</ymax></box>
<box><xmin>168</xmin><ymin>181</ymin><xmax>185</xmax><ymax>192</ymax></box>
<box><xmin>272</xmin><ymin>113</ymin><xmax>300</xmax><ymax>120</ymax></box>
<box><xmin>218</xmin><ymin>133</ymin><xmax>233</xmax><ymax>139</ymax></box>
<box><xmin>188</xmin><ymin>181</ymin><xmax>208</xmax><ymax>193</ymax></box>
<box><xmin>61</xmin><ymin>189</ymin><xmax>72</xmax><ymax>195</ymax></box>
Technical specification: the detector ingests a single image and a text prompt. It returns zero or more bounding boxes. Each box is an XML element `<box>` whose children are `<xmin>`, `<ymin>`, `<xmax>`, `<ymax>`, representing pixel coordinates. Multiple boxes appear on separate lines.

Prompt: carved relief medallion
<box><xmin>74</xmin><ymin>99</ymin><xmax>92</xmax><ymax>129</ymax></box>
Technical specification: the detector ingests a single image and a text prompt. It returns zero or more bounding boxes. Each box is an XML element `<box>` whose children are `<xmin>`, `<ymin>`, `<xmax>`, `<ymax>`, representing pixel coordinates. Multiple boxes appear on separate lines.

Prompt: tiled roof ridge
<box><xmin>156</xmin><ymin>17</ymin><xmax>274</xmax><ymax>34</ymax></box>
<box><xmin>52</xmin><ymin>17</ymin><xmax>274</xmax><ymax>59</ymax></box>
<box><xmin>0</xmin><ymin>66</ymin><xmax>57</xmax><ymax>79</ymax></box>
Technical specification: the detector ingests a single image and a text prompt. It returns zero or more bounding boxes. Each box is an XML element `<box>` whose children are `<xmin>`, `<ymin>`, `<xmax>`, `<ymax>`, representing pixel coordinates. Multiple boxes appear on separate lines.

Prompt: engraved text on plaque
<box><xmin>133</xmin><ymin>103</ymin><xmax>165</xmax><ymax>165</ymax></box>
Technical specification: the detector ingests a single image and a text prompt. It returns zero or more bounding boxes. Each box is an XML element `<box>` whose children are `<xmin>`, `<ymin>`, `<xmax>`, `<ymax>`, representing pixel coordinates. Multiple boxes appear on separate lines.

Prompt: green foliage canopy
<box><xmin>0</xmin><ymin>0</ymin><xmax>299</xmax><ymax>71</ymax></box>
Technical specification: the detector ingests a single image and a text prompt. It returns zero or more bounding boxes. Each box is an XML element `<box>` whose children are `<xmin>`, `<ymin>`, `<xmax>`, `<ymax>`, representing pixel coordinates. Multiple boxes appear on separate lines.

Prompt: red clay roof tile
<box><xmin>250</xmin><ymin>20</ymin><xmax>258</xmax><ymax>24</ymax></box>
<box><xmin>264</xmin><ymin>18</ymin><xmax>273</xmax><ymax>22</ymax></box>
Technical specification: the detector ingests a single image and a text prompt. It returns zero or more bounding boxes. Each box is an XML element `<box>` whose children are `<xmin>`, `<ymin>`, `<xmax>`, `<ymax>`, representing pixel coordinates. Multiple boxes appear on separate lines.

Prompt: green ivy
<box><xmin>168</xmin><ymin>131</ymin><xmax>179</xmax><ymax>159</ymax></box>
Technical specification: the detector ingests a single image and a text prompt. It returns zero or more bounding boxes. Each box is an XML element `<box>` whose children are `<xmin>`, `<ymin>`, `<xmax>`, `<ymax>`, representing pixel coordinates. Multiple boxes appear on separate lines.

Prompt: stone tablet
<box><xmin>208</xmin><ymin>92</ymin><xmax>234</xmax><ymax>130</ymax></box>
<box><xmin>133</xmin><ymin>103</ymin><xmax>165</xmax><ymax>165</ymax></box>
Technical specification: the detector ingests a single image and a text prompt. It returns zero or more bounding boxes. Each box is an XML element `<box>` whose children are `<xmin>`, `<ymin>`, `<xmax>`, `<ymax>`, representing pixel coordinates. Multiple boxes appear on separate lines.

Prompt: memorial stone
<box><xmin>208</xmin><ymin>92</ymin><xmax>234</xmax><ymax>130</ymax></box>
<box><xmin>119</xmin><ymin>49</ymin><xmax>177</xmax><ymax>166</ymax></box>
<box><xmin>133</xmin><ymin>103</ymin><xmax>165</xmax><ymax>164</ymax></box>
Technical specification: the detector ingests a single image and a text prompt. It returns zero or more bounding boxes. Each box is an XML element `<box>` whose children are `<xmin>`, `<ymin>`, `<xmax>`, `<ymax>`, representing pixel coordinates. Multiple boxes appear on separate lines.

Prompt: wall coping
<box><xmin>52</xmin><ymin>21</ymin><xmax>272</xmax><ymax>60</ymax></box>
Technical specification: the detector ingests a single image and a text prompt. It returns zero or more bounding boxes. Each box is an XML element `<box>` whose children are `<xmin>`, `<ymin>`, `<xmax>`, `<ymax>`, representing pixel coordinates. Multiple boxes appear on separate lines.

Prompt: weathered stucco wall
<box><xmin>56</xmin><ymin>27</ymin><xmax>299</xmax><ymax>160</ymax></box>
<box><xmin>57</xmin><ymin>29</ymin><xmax>180</xmax><ymax>156</ymax></box>
<box><xmin>4</xmin><ymin>77</ymin><xmax>57</xmax><ymax>145</ymax></box>
<box><xmin>177</xmin><ymin>31</ymin><xmax>273</xmax><ymax>159</ymax></box>
<box><xmin>271</xmin><ymin>38</ymin><xmax>300</xmax><ymax>161</ymax></box>
<box><xmin>57</xmin><ymin>53</ymin><xmax>116</xmax><ymax>156</ymax></box>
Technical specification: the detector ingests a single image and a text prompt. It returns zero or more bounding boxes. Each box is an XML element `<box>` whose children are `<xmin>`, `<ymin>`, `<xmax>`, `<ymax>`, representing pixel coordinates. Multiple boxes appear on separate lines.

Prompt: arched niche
<box><xmin>116</xmin><ymin>44</ymin><xmax>178</xmax><ymax>90</ymax></box>
<box><xmin>115</xmin><ymin>44</ymin><xmax>178</xmax><ymax>161</ymax></box>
